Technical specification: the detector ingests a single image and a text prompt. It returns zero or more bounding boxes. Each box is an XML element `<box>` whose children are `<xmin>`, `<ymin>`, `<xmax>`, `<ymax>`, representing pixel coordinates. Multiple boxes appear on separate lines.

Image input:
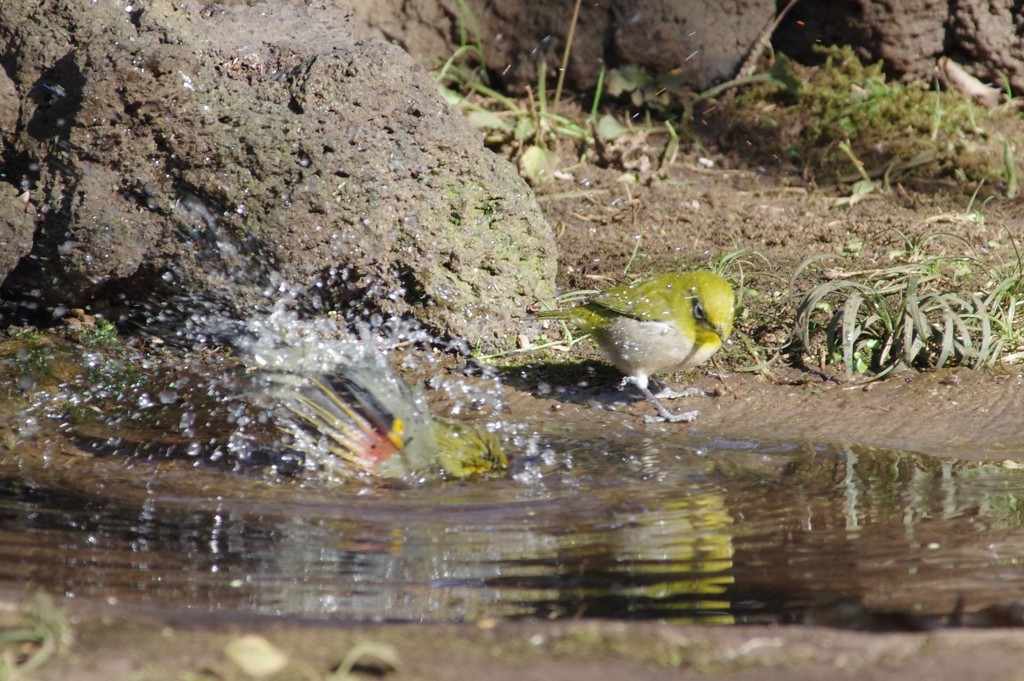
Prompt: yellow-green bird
<box><xmin>265</xmin><ymin>362</ymin><xmax>508</xmax><ymax>483</ymax></box>
<box><xmin>537</xmin><ymin>270</ymin><xmax>735</xmax><ymax>423</ymax></box>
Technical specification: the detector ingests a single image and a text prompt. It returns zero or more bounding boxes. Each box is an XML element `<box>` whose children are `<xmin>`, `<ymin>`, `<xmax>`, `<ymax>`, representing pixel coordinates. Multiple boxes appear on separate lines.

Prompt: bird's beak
<box><xmin>714</xmin><ymin>323</ymin><xmax>731</xmax><ymax>341</ymax></box>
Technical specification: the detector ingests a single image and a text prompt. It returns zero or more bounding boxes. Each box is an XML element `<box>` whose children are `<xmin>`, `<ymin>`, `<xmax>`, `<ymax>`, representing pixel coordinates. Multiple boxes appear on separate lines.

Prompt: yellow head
<box><xmin>675</xmin><ymin>271</ymin><xmax>734</xmax><ymax>348</ymax></box>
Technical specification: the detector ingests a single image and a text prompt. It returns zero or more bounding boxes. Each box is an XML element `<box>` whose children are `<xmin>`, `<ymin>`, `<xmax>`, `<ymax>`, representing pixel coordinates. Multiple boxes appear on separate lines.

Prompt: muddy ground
<box><xmin>508</xmin><ymin>162</ymin><xmax>1024</xmax><ymax>460</ymax></box>
<box><xmin>20</xmin><ymin>598</ymin><xmax>1024</xmax><ymax>681</ymax></box>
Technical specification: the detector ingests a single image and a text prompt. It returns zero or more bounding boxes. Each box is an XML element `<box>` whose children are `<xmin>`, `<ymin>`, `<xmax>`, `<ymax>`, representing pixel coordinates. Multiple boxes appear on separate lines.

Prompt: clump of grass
<box><xmin>602</xmin><ymin>64</ymin><xmax>690</xmax><ymax>110</ymax></box>
<box><xmin>438</xmin><ymin>54</ymin><xmax>594</xmax><ymax>183</ymax></box>
<box><xmin>706</xmin><ymin>249</ymin><xmax>791</xmax><ymax>375</ymax></box>
<box><xmin>792</xmin><ymin>239</ymin><xmax>1024</xmax><ymax>375</ymax></box>
<box><xmin>717</xmin><ymin>45</ymin><xmax>1007</xmax><ymax>187</ymax></box>
<box><xmin>0</xmin><ymin>593</ymin><xmax>70</xmax><ymax>677</ymax></box>
<box><xmin>706</xmin><ymin>248</ymin><xmax>774</xmax><ymax>313</ymax></box>
<box><xmin>433</xmin><ymin>2</ymin><xmax>691</xmax><ymax>184</ymax></box>
<box><xmin>434</xmin><ymin>3</ymin><xmax>594</xmax><ymax>184</ymax></box>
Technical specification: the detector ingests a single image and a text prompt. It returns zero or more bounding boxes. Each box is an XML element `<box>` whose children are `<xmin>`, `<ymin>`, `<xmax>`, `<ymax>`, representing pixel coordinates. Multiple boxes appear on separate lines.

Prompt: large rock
<box><xmin>355</xmin><ymin>0</ymin><xmax>1024</xmax><ymax>104</ymax></box>
<box><xmin>356</xmin><ymin>0</ymin><xmax>776</xmax><ymax>92</ymax></box>
<box><xmin>0</xmin><ymin>0</ymin><xmax>555</xmax><ymax>347</ymax></box>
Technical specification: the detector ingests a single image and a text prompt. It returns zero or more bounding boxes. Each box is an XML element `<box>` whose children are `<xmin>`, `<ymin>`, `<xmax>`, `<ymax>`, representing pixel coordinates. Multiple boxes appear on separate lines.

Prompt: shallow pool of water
<box><xmin>4</xmin><ymin>424</ymin><xmax>1024</xmax><ymax>626</ymax></box>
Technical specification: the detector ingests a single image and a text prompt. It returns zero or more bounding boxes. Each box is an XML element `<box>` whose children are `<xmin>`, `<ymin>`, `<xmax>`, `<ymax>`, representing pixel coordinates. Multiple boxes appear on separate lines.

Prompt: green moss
<box><xmin>79</xmin><ymin>318</ymin><xmax>120</xmax><ymax>346</ymax></box>
<box><xmin>2</xmin><ymin>335</ymin><xmax>58</xmax><ymax>384</ymax></box>
<box><xmin>0</xmin><ymin>331</ymin><xmax>142</xmax><ymax>407</ymax></box>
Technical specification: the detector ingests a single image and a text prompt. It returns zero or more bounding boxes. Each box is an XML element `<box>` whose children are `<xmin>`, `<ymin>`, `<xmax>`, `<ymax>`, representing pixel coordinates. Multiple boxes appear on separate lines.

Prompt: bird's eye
<box><xmin>693</xmin><ymin>301</ymin><xmax>705</xmax><ymax>321</ymax></box>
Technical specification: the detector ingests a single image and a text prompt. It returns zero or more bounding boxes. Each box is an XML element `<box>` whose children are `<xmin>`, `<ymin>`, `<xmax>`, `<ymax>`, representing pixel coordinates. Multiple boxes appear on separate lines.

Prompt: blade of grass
<box><xmin>554</xmin><ymin>0</ymin><xmax>582</xmax><ymax>111</ymax></box>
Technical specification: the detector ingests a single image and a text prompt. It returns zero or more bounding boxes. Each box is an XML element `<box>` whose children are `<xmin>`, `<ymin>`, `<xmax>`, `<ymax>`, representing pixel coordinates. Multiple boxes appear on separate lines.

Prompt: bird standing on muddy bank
<box><xmin>537</xmin><ymin>270</ymin><xmax>735</xmax><ymax>423</ymax></box>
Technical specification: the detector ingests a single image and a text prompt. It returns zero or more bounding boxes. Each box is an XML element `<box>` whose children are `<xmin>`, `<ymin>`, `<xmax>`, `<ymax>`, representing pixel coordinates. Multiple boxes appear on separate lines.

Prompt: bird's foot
<box><xmin>639</xmin><ymin>385</ymin><xmax>700</xmax><ymax>423</ymax></box>
<box><xmin>648</xmin><ymin>377</ymin><xmax>705</xmax><ymax>400</ymax></box>
<box><xmin>643</xmin><ymin>408</ymin><xmax>699</xmax><ymax>424</ymax></box>
<box><xmin>652</xmin><ymin>386</ymin><xmax>704</xmax><ymax>400</ymax></box>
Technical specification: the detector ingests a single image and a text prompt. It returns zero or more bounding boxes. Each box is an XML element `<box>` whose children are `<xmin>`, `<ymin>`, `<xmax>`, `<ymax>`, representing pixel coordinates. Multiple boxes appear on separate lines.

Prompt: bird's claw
<box><xmin>652</xmin><ymin>386</ymin><xmax>704</xmax><ymax>400</ymax></box>
<box><xmin>639</xmin><ymin>384</ymin><xmax>701</xmax><ymax>424</ymax></box>
<box><xmin>644</xmin><ymin>409</ymin><xmax>700</xmax><ymax>424</ymax></box>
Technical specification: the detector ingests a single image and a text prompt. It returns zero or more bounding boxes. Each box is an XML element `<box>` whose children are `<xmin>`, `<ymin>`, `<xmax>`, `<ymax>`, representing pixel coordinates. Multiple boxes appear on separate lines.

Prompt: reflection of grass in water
<box><xmin>979</xmin><ymin>493</ymin><xmax>1024</xmax><ymax>530</ymax></box>
<box><xmin>954</xmin><ymin>462</ymin><xmax>1024</xmax><ymax>530</ymax></box>
<box><xmin>788</xmin><ymin>445</ymin><xmax>1024</xmax><ymax>531</ymax></box>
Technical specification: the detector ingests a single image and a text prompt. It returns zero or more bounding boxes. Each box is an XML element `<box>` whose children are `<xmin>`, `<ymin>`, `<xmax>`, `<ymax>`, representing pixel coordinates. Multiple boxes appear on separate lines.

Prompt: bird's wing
<box><xmin>591</xmin><ymin>278</ymin><xmax>682</xmax><ymax>322</ymax></box>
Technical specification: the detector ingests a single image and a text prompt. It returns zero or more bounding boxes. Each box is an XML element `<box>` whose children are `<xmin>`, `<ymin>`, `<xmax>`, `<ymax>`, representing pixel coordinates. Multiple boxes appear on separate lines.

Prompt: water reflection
<box><xmin>723</xmin><ymin>445</ymin><xmax>1024</xmax><ymax>622</ymax></box>
<box><xmin>4</xmin><ymin>433</ymin><xmax>1024</xmax><ymax>625</ymax></box>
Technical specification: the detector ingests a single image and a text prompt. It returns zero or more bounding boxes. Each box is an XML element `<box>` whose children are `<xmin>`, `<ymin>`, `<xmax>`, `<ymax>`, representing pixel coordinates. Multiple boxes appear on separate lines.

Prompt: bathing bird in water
<box><xmin>264</xmin><ymin>361</ymin><xmax>507</xmax><ymax>482</ymax></box>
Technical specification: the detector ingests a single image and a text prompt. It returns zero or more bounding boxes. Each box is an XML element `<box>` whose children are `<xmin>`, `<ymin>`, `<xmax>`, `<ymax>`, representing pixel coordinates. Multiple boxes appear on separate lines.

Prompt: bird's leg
<box><xmin>648</xmin><ymin>376</ymin><xmax>705</xmax><ymax>400</ymax></box>
<box><xmin>638</xmin><ymin>384</ymin><xmax>699</xmax><ymax>424</ymax></box>
<box><xmin>618</xmin><ymin>376</ymin><xmax>699</xmax><ymax>423</ymax></box>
